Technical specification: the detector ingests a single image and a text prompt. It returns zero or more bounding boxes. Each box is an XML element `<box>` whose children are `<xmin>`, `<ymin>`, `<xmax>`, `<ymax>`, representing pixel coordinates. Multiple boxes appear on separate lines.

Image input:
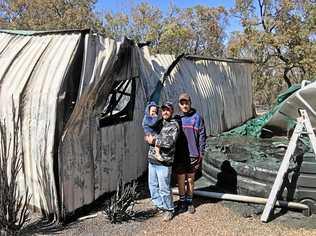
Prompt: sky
<box><xmin>95</xmin><ymin>0</ymin><xmax>236</xmax><ymax>12</ymax></box>
<box><xmin>94</xmin><ymin>0</ymin><xmax>243</xmax><ymax>38</ymax></box>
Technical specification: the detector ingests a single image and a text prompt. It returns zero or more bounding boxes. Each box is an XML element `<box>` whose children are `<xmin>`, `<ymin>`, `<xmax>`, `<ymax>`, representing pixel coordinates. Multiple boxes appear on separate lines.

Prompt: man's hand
<box><xmin>146</xmin><ymin>134</ymin><xmax>155</xmax><ymax>145</ymax></box>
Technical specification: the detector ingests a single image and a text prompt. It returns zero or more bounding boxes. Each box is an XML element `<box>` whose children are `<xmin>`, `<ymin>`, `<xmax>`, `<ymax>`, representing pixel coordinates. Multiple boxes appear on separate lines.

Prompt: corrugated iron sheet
<box><xmin>58</xmin><ymin>36</ymin><xmax>145</xmax><ymax>215</ymax></box>
<box><xmin>265</xmin><ymin>80</ymin><xmax>316</xmax><ymax>131</ymax></box>
<box><xmin>142</xmin><ymin>53</ymin><xmax>254</xmax><ymax>135</ymax></box>
<box><xmin>0</xmin><ymin>30</ymin><xmax>254</xmax><ymax>218</ymax></box>
<box><xmin>0</xmin><ymin>32</ymin><xmax>82</xmax><ymax>216</ymax></box>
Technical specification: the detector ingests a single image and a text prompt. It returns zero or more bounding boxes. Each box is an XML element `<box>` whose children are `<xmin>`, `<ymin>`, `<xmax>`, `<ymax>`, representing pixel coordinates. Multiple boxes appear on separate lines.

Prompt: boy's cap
<box><xmin>179</xmin><ymin>93</ymin><xmax>191</xmax><ymax>102</ymax></box>
<box><xmin>161</xmin><ymin>101</ymin><xmax>174</xmax><ymax>110</ymax></box>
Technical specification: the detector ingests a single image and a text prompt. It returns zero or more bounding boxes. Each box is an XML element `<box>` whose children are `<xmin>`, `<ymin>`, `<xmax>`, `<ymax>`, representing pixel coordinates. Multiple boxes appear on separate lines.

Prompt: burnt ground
<box><xmin>21</xmin><ymin>176</ymin><xmax>316</xmax><ymax>236</ymax></box>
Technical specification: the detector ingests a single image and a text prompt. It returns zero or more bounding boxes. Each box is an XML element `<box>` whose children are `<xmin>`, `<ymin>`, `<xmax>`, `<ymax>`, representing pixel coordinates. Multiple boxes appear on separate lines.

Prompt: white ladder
<box><xmin>261</xmin><ymin>109</ymin><xmax>316</xmax><ymax>223</ymax></box>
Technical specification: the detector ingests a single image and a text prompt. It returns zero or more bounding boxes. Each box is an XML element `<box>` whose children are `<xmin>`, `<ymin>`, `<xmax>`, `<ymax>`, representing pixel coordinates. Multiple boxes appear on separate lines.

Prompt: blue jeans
<box><xmin>148</xmin><ymin>163</ymin><xmax>174</xmax><ymax>211</ymax></box>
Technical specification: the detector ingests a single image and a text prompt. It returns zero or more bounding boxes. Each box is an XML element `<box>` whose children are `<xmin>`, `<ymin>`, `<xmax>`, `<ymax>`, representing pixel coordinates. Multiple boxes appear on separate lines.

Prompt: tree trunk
<box><xmin>283</xmin><ymin>67</ymin><xmax>292</xmax><ymax>88</ymax></box>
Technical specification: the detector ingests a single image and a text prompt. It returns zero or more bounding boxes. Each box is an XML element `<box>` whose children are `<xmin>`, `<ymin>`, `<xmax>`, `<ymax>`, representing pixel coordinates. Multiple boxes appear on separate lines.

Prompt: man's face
<box><xmin>161</xmin><ymin>107</ymin><xmax>173</xmax><ymax>120</ymax></box>
<box><xmin>179</xmin><ymin>99</ymin><xmax>191</xmax><ymax>113</ymax></box>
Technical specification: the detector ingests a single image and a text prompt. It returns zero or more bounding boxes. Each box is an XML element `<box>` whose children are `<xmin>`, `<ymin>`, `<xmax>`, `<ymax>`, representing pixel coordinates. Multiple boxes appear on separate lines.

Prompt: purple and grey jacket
<box><xmin>142</xmin><ymin>101</ymin><xmax>159</xmax><ymax>135</ymax></box>
<box><xmin>179</xmin><ymin>109</ymin><xmax>206</xmax><ymax>158</ymax></box>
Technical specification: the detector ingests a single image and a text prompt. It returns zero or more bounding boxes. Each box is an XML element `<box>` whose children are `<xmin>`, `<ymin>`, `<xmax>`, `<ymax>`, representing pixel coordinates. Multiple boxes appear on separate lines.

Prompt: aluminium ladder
<box><xmin>261</xmin><ymin>109</ymin><xmax>316</xmax><ymax>223</ymax></box>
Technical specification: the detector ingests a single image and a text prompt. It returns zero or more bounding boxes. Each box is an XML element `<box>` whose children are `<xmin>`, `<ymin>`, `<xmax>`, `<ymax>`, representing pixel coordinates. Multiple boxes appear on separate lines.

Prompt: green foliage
<box><xmin>102</xmin><ymin>12</ymin><xmax>129</xmax><ymax>40</ymax></box>
<box><xmin>177</xmin><ymin>5</ymin><xmax>227</xmax><ymax>56</ymax></box>
<box><xmin>227</xmin><ymin>0</ymin><xmax>316</xmax><ymax>104</ymax></box>
<box><xmin>0</xmin><ymin>0</ymin><xmax>100</xmax><ymax>30</ymax></box>
<box><xmin>97</xmin><ymin>3</ymin><xmax>227</xmax><ymax>56</ymax></box>
<box><xmin>130</xmin><ymin>2</ymin><xmax>163</xmax><ymax>44</ymax></box>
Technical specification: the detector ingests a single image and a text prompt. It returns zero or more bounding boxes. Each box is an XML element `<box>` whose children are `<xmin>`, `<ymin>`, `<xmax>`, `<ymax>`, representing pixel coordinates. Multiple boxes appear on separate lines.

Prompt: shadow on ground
<box><xmin>20</xmin><ymin>217</ymin><xmax>77</xmax><ymax>235</ymax></box>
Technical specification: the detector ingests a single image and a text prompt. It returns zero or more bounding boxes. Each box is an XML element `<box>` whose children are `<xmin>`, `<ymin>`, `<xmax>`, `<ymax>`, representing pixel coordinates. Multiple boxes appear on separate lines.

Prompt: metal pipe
<box><xmin>172</xmin><ymin>189</ymin><xmax>309</xmax><ymax>211</ymax></box>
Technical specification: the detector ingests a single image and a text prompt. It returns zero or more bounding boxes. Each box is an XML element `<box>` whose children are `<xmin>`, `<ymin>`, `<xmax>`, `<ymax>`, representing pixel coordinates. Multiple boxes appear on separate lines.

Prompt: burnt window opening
<box><xmin>99</xmin><ymin>78</ymin><xmax>136</xmax><ymax>127</ymax></box>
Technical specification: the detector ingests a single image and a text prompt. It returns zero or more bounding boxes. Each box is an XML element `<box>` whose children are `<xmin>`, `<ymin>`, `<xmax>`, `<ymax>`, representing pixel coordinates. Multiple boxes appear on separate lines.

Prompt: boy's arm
<box><xmin>198</xmin><ymin>117</ymin><xmax>206</xmax><ymax>157</ymax></box>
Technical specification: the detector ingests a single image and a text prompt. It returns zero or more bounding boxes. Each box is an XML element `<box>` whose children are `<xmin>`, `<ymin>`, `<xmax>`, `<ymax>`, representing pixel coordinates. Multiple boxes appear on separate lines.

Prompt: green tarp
<box><xmin>223</xmin><ymin>84</ymin><xmax>301</xmax><ymax>137</ymax></box>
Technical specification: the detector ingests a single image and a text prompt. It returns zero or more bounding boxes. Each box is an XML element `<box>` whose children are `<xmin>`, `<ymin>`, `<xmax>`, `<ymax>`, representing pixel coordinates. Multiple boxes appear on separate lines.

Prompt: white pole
<box><xmin>172</xmin><ymin>189</ymin><xmax>309</xmax><ymax>211</ymax></box>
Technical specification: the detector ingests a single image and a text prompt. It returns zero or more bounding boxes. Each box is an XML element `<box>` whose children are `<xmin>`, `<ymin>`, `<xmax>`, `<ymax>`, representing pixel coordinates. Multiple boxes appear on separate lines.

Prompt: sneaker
<box><xmin>187</xmin><ymin>203</ymin><xmax>195</xmax><ymax>214</ymax></box>
<box><xmin>162</xmin><ymin>211</ymin><xmax>174</xmax><ymax>221</ymax></box>
<box><xmin>152</xmin><ymin>206</ymin><xmax>164</xmax><ymax>215</ymax></box>
<box><xmin>176</xmin><ymin>201</ymin><xmax>187</xmax><ymax>214</ymax></box>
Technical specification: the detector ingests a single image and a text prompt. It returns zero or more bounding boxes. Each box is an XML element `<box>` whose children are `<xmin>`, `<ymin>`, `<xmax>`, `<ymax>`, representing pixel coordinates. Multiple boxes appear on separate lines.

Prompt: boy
<box><xmin>142</xmin><ymin>101</ymin><xmax>163</xmax><ymax>161</ymax></box>
<box><xmin>174</xmin><ymin>93</ymin><xmax>206</xmax><ymax>214</ymax></box>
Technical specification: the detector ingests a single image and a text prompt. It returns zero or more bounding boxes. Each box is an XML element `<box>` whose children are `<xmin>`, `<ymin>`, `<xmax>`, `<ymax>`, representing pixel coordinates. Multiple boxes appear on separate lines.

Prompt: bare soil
<box><xmin>22</xmin><ymin>178</ymin><xmax>316</xmax><ymax>236</ymax></box>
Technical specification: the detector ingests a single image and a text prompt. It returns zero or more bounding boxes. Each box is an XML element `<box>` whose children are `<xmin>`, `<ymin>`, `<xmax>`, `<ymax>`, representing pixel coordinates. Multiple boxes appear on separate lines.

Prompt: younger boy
<box><xmin>142</xmin><ymin>101</ymin><xmax>163</xmax><ymax>161</ymax></box>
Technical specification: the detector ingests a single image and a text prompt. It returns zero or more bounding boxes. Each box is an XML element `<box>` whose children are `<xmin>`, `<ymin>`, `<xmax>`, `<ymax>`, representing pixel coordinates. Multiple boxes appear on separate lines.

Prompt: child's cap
<box><xmin>148</xmin><ymin>101</ymin><xmax>158</xmax><ymax>109</ymax></box>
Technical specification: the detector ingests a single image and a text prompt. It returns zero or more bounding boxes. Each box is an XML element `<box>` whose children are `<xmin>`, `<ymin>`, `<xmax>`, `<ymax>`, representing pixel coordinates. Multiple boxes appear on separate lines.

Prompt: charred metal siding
<box><xmin>58</xmin><ymin>36</ymin><xmax>147</xmax><ymax>215</ymax></box>
<box><xmin>0</xmin><ymin>31</ymin><xmax>254</xmax><ymax>218</ymax></box>
<box><xmin>0</xmin><ymin>32</ymin><xmax>82</xmax><ymax>216</ymax></box>
<box><xmin>146</xmin><ymin>54</ymin><xmax>254</xmax><ymax>135</ymax></box>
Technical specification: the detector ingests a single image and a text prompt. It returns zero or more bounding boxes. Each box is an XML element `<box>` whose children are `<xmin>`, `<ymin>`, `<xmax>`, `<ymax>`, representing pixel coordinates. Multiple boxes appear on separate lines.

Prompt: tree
<box><xmin>100</xmin><ymin>3</ymin><xmax>227</xmax><ymax>56</ymax></box>
<box><xmin>130</xmin><ymin>2</ymin><xmax>164</xmax><ymax>51</ymax></box>
<box><xmin>0</xmin><ymin>0</ymin><xmax>100</xmax><ymax>30</ymax></box>
<box><xmin>178</xmin><ymin>6</ymin><xmax>228</xmax><ymax>56</ymax></box>
<box><xmin>155</xmin><ymin>5</ymin><xmax>228</xmax><ymax>56</ymax></box>
<box><xmin>151</xmin><ymin>3</ymin><xmax>192</xmax><ymax>55</ymax></box>
<box><xmin>101</xmin><ymin>11</ymin><xmax>130</xmax><ymax>40</ymax></box>
<box><xmin>228</xmin><ymin>0</ymin><xmax>316</xmax><ymax>88</ymax></box>
<box><xmin>98</xmin><ymin>2</ymin><xmax>165</xmax><ymax>53</ymax></box>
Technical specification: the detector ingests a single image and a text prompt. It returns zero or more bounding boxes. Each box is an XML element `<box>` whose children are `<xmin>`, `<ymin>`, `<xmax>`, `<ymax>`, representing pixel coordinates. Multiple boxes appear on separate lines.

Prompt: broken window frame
<box><xmin>98</xmin><ymin>77</ymin><xmax>136</xmax><ymax>127</ymax></box>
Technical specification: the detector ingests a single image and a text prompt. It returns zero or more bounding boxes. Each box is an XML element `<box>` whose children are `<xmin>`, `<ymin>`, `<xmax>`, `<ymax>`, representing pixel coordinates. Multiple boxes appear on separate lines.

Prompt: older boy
<box><xmin>174</xmin><ymin>93</ymin><xmax>206</xmax><ymax>214</ymax></box>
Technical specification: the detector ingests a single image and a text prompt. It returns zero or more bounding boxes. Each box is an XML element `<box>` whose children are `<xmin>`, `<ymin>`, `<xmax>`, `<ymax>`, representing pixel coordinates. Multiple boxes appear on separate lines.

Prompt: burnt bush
<box><xmin>0</xmin><ymin>108</ymin><xmax>31</xmax><ymax>235</ymax></box>
<box><xmin>104</xmin><ymin>180</ymin><xmax>139</xmax><ymax>224</ymax></box>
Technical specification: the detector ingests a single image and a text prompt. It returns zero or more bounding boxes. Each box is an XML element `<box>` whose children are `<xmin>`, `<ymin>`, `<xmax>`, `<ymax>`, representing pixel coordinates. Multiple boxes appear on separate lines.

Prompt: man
<box><xmin>146</xmin><ymin>102</ymin><xmax>179</xmax><ymax>221</ymax></box>
<box><xmin>174</xmin><ymin>93</ymin><xmax>206</xmax><ymax>214</ymax></box>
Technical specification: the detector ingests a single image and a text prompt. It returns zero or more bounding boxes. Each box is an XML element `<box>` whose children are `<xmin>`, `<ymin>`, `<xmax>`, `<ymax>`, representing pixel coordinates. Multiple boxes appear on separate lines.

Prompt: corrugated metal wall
<box><xmin>0</xmin><ymin>32</ymin><xmax>82</xmax><ymax>215</ymax></box>
<box><xmin>58</xmin><ymin>36</ymin><xmax>146</xmax><ymax>215</ymax></box>
<box><xmin>0</xmin><ymin>31</ymin><xmax>254</xmax><ymax>218</ymax></box>
<box><xmin>142</xmin><ymin>53</ymin><xmax>254</xmax><ymax>135</ymax></box>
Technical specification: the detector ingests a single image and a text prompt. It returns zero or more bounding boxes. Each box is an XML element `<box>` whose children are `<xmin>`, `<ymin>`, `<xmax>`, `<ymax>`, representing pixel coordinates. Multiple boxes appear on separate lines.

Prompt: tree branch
<box><xmin>283</xmin><ymin>67</ymin><xmax>292</xmax><ymax>87</ymax></box>
<box><xmin>258</xmin><ymin>0</ymin><xmax>267</xmax><ymax>31</ymax></box>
